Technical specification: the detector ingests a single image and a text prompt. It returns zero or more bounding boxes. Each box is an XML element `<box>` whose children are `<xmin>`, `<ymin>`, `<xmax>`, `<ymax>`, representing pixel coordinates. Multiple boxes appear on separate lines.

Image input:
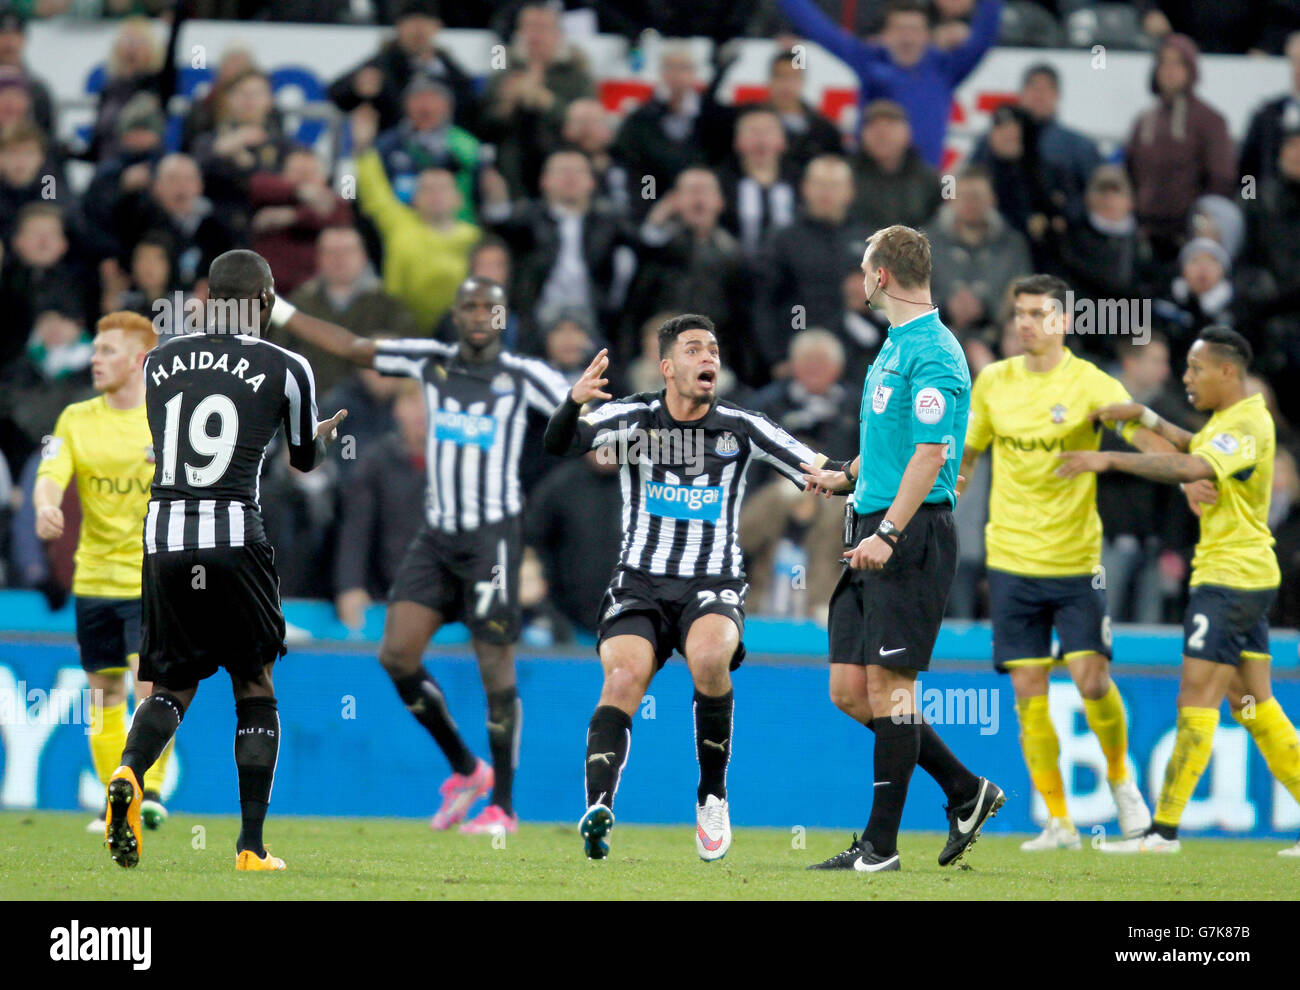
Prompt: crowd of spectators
<box><xmin>2</xmin><ymin>0</ymin><xmax>1299</xmax><ymax>637</ymax></box>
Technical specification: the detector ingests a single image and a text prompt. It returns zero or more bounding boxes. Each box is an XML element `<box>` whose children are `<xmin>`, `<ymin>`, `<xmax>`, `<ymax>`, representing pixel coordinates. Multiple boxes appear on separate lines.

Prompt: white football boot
<box><xmin>695</xmin><ymin>794</ymin><xmax>732</xmax><ymax>862</ymax></box>
<box><xmin>1110</xmin><ymin>776</ymin><xmax>1153</xmax><ymax>838</ymax></box>
<box><xmin>1020</xmin><ymin>817</ymin><xmax>1082</xmax><ymax>851</ymax></box>
<box><xmin>1099</xmin><ymin>827</ymin><xmax>1181</xmax><ymax>853</ymax></box>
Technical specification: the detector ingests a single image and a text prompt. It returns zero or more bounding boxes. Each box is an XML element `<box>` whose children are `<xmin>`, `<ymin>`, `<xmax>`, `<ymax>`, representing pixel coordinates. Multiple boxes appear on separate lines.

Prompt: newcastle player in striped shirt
<box><xmin>544</xmin><ymin>314</ymin><xmax>850</xmax><ymax>861</ymax></box>
<box><xmin>274</xmin><ymin>276</ymin><xmax>571</xmax><ymax>835</ymax></box>
<box><xmin>106</xmin><ymin>250</ymin><xmax>348</xmax><ymax>871</ymax></box>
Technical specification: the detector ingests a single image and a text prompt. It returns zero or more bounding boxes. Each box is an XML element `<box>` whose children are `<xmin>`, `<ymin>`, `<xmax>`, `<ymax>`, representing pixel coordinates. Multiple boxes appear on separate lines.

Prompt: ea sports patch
<box><xmin>872</xmin><ymin>384</ymin><xmax>893</xmax><ymax>414</ymax></box>
<box><xmin>1210</xmin><ymin>432</ymin><xmax>1239</xmax><ymax>455</ymax></box>
<box><xmin>914</xmin><ymin>387</ymin><xmax>946</xmax><ymax>425</ymax></box>
<box><xmin>40</xmin><ymin>435</ymin><xmax>61</xmax><ymax>460</ymax></box>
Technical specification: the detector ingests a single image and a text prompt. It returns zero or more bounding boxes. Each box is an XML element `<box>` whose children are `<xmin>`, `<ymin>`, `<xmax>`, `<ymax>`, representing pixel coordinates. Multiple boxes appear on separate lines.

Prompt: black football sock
<box><xmin>862</xmin><ymin>715</ymin><xmax>921</xmax><ymax>857</ymax></box>
<box><xmin>863</xmin><ymin>717</ymin><xmax>980</xmax><ymax>805</ymax></box>
<box><xmin>392</xmin><ymin>670</ymin><xmax>476</xmax><ymax>776</ymax></box>
<box><xmin>917</xmin><ymin>721</ymin><xmax>981</xmax><ymax>806</ymax></box>
<box><xmin>693</xmin><ymin>689</ymin><xmax>734</xmax><ymax>805</ymax></box>
<box><xmin>585</xmin><ymin>705</ymin><xmax>632</xmax><ymax>811</ymax></box>
<box><xmin>486</xmin><ymin>687</ymin><xmax>521</xmax><ymax>816</ymax></box>
<box><xmin>1152</xmin><ymin>821</ymin><xmax>1178</xmax><ymax>840</ymax></box>
<box><xmin>121</xmin><ymin>692</ymin><xmax>185</xmax><ymax>784</ymax></box>
<box><xmin>234</xmin><ymin>696</ymin><xmax>279</xmax><ymax>857</ymax></box>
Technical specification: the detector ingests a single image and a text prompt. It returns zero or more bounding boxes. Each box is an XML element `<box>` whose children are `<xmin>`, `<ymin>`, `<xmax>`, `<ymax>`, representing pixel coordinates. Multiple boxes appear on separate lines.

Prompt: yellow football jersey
<box><xmin>1187</xmin><ymin>393</ymin><xmax>1279</xmax><ymax>590</ymax></box>
<box><xmin>35</xmin><ymin>396</ymin><xmax>153</xmax><ymax>598</ymax></box>
<box><xmin>967</xmin><ymin>352</ymin><xmax>1138</xmax><ymax>577</ymax></box>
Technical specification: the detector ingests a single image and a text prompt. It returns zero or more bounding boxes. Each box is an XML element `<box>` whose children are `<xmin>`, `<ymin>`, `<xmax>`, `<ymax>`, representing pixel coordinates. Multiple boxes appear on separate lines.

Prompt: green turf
<box><xmin>0</xmin><ymin>811</ymin><xmax>1294</xmax><ymax>900</ymax></box>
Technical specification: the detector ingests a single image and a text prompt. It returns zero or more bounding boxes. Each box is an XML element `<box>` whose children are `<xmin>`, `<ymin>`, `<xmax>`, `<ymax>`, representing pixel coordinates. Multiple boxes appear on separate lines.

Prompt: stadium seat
<box><xmin>999</xmin><ymin>1</ymin><xmax>1066</xmax><ymax>47</ymax></box>
<box><xmin>1065</xmin><ymin>4</ymin><xmax>1157</xmax><ymax>51</ymax></box>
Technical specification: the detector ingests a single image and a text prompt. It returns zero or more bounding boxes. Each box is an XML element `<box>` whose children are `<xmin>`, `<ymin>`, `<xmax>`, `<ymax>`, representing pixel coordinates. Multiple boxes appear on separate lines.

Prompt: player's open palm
<box><xmin>571</xmin><ymin>348</ymin><xmax>612</xmax><ymax>405</ymax></box>
<box><xmin>35</xmin><ymin>505</ymin><xmax>63</xmax><ymax>541</ymax></box>
<box><xmin>800</xmin><ymin>462</ymin><xmax>851</xmax><ymax>498</ymax></box>
<box><xmin>316</xmin><ymin>408</ymin><xmax>348</xmax><ymax>444</ymax></box>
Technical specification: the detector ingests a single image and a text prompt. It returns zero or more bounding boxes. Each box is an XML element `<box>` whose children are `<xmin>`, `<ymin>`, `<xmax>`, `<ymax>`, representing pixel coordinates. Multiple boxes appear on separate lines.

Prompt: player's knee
<box><xmin>602</xmin><ymin>660</ymin><xmax>649</xmax><ymax>704</ymax></box>
<box><xmin>829</xmin><ymin>682</ymin><xmax>862</xmax><ymax>718</ymax></box>
<box><xmin>1077</xmin><ymin>669</ymin><xmax>1110</xmax><ymax>701</ymax></box>
<box><xmin>377</xmin><ymin>638</ymin><xmax>422</xmax><ymax>678</ymax></box>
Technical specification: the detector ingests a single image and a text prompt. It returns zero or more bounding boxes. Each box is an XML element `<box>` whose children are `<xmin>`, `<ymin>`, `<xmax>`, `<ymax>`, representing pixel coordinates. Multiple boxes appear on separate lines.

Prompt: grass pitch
<box><xmin>1</xmin><ymin>811</ymin><xmax>1294</xmax><ymax>900</ymax></box>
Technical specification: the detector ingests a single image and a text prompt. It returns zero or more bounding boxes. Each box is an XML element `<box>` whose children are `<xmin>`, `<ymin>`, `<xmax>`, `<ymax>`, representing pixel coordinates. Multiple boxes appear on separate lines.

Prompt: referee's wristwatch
<box><xmin>874</xmin><ymin>519</ymin><xmax>901</xmax><ymax>549</ymax></box>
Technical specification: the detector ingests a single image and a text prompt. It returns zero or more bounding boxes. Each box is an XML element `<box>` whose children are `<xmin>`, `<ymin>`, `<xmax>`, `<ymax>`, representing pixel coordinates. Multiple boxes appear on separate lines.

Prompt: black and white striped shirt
<box><xmin>142</xmin><ymin>332</ymin><xmax>321</xmax><ymax>553</ymax></box>
<box><xmin>562</xmin><ymin>392</ymin><xmax>823</xmax><ymax>579</ymax></box>
<box><xmin>373</xmin><ymin>339</ymin><xmax>570</xmax><ymax>534</ymax></box>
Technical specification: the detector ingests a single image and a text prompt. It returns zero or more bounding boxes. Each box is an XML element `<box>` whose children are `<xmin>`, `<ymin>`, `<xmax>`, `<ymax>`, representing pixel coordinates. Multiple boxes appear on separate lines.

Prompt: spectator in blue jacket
<box><xmin>778</xmin><ymin>0</ymin><xmax>1004</xmax><ymax>167</ymax></box>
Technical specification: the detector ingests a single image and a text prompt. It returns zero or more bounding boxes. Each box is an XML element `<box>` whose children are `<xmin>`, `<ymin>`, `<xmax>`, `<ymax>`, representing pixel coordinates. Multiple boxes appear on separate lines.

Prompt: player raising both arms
<box><xmin>1059</xmin><ymin>326</ymin><xmax>1300</xmax><ymax>854</ymax></box>
<box><xmin>106</xmin><ymin>250</ymin><xmax>347</xmax><ymax>871</ymax></box>
<box><xmin>275</xmin><ymin>276</ymin><xmax>571</xmax><ymax>834</ymax></box>
<box><xmin>544</xmin><ymin>314</ymin><xmax>852</xmax><ymax>862</ymax></box>
<box><xmin>957</xmin><ymin>275</ymin><xmax>1162</xmax><ymax>850</ymax></box>
<box><xmin>34</xmin><ymin>312</ymin><xmax>174</xmax><ymax>835</ymax></box>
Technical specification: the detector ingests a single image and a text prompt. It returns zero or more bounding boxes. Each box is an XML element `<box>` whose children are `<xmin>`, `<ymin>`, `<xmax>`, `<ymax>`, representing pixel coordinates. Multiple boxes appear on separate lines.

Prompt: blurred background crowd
<box><xmin>1</xmin><ymin>0</ymin><xmax>1298</xmax><ymax>640</ymax></box>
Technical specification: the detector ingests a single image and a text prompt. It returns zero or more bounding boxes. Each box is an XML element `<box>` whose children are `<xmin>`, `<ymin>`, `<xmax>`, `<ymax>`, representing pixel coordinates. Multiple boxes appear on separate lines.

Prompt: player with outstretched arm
<box><xmin>544</xmin><ymin>314</ymin><xmax>853</xmax><ymax>862</ymax></box>
<box><xmin>274</xmin><ymin>276</ymin><xmax>571</xmax><ymax>834</ymax></box>
<box><xmin>1058</xmin><ymin>325</ymin><xmax>1300</xmax><ymax>855</ymax></box>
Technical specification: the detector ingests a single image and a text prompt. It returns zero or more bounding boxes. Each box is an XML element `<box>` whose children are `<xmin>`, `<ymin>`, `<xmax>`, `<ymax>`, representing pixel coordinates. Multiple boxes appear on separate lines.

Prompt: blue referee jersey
<box><xmin>853</xmin><ymin>308</ymin><xmax>970</xmax><ymax>514</ymax></box>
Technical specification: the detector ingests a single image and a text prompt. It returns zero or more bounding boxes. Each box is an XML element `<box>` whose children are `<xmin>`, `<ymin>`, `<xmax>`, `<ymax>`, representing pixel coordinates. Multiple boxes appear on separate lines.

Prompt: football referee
<box><xmin>802</xmin><ymin>225</ymin><xmax>1004</xmax><ymax>872</ymax></box>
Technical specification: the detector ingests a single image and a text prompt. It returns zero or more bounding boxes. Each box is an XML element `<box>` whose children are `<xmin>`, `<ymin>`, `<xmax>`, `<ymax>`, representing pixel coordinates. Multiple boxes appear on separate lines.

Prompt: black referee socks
<box><xmin>392</xmin><ymin>670</ymin><xmax>477</xmax><ymax>777</ymax></box>
<box><xmin>234</xmin><ymin>696</ymin><xmax>279</xmax><ymax>857</ymax></box>
<box><xmin>694</xmin><ymin>689</ymin><xmax>734</xmax><ymax>805</ymax></box>
<box><xmin>585</xmin><ymin>705</ymin><xmax>632</xmax><ymax>811</ymax></box>
<box><xmin>486</xmin><ymin>687</ymin><xmax>521</xmax><ymax>816</ymax></box>
<box><xmin>863</xmin><ymin>716</ymin><xmax>921</xmax><ymax>857</ymax></box>
<box><xmin>121</xmin><ymin>691</ymin><xmax>185</xmax><ymax>784</ymax></box>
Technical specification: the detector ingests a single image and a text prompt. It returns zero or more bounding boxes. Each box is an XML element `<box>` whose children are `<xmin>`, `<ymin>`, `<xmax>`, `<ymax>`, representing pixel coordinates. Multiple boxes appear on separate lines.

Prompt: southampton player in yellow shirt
<box><xmin>958</xmin><ymin>276</ymin><xmax>1167</xmax><ymax>850</ymax></box>
<box><xmin>34</xmin><ymin>312</ymin><xmax>173</xmax><ymax>833</ymax></box>
<box><xmin>1061</xmin><ymin>326</ymin><xmax>1300</xmax><ymax>854</ymax></box>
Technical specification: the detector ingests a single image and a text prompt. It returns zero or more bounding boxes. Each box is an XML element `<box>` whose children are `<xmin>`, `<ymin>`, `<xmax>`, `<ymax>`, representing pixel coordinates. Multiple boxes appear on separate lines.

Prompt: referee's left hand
<box><xmin>843</xmin><ymin>535</ymin><xmax>892</xmax><ymax>570</ymax></box>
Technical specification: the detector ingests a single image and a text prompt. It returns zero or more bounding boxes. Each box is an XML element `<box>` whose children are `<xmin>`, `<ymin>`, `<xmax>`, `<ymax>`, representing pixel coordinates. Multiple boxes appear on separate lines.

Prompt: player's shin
<box><xmin>120</xmin><ymin>691</ymin><xmax>185</xmax><ymax>784</ymax></box>
<box><xmin>1153</xmin><ymin>706</ymin><xmax>1219</xmax><ymax>837</ymax></box>
<box><xmin>585</xmin><ymin>705</ymin><xmax>632</xmax><ymax>811</ymax></box>
<box><xmin>1232</xmin><ymin>698</ymin><xmax>1300</xmax><ymax>804</ymax></box>
<box><xmin>486</xmin><ymin>687</ymin><xmax>521</xmax><ymax>815</ymax></box>
<box><xmin>392</xmin><ymin>669</ymin><xmax>476</xmax><ymax>775</ymax></box>
<box><xmin>90</xmin><ymin>701</ymin><xmax>129</xmax><ymax>786</ymax></box>
<box><xmin>862</xmin><ymin>715</ymin><xmax>921</xmax><ymax>857</ymax></box>
<box><xmin>1083</xmin><ymin>682</ymin><xmax>1130</xmax><ymax>784</ymax></box>
<box><xmin>1016</xmin><ymin>695</ymin><xmax>1069</xmax><ymax>820</ymax></box>
<box><xmin>234</xmin><ymin>696</ymin><xmax>280</xmax><ymax>857</ymax></box>
<box><xmin>693</xmin><ymin>689</ymin><xmax>733</xmax><ymax>804</ymax></box>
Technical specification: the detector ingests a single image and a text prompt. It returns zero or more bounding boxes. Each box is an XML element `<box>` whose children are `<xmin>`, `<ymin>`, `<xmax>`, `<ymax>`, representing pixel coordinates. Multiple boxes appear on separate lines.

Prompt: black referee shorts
<box><xmin>827</xmin><ymin>503</ymin><xmax>957</xmax><ymax>672</ymax></box>
<box><xmin>139</xmin><ymin>541</ymin><xmax>287</xmax><ymax>691</ymax></box>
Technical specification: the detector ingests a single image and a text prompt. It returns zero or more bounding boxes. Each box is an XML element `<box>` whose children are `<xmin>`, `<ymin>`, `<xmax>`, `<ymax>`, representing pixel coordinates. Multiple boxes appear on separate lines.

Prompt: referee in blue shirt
<box><xmin>802</xmin><ymin>225</ymin><xmax>1005</xmax><ymax>872</ymax></box>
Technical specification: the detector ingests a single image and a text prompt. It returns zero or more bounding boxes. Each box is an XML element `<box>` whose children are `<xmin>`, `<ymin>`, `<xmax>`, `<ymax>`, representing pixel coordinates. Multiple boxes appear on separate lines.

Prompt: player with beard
<box><xmin>545</xmin><ymin>314</ymin><xmax>852</xmax><ymax>862</ymax></box>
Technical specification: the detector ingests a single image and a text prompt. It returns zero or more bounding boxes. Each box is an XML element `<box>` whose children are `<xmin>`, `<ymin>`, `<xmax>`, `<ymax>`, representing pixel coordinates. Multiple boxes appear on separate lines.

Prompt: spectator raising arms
<box><xmin>778</xmin><ymin>0</ymin><xmax>1004</xmax><ymax>167</ymax></box>
<box><xmin>352</xmin><ymin>107</ymin><xmax>479</xmax><ymax>334</ymax></box>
